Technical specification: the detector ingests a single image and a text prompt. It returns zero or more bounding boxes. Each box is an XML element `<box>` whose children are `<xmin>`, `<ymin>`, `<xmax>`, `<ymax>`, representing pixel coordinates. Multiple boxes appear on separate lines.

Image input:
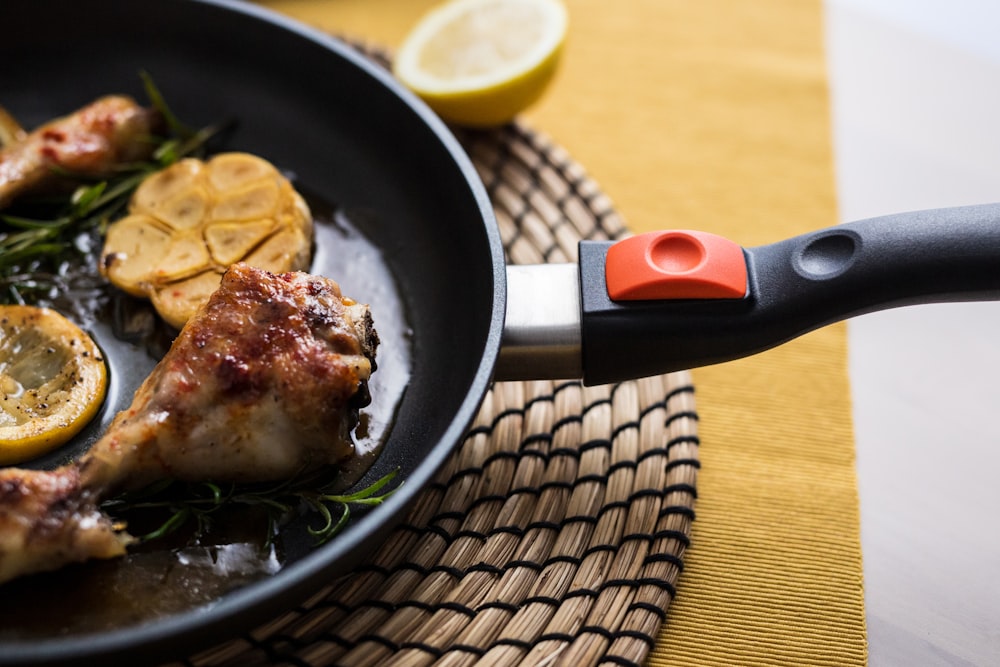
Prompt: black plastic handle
<box><xmin>579</xmin><ymin>203</ymin><xmax>1000</xmax><ymax>385</ymax></box>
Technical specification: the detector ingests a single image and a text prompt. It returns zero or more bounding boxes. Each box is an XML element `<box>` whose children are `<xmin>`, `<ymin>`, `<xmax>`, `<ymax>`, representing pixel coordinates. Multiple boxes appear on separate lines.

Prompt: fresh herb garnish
<box><xmin>102</xmin><ymin>469</ymin><xmax>401</xmax><ymax>548</ymax></box>
<box><xmin>3</xmin><ymin>77</ymin><xmax>393</xmax><ymax>552</ymax></box>
<box><xmin>0</xmin><ymin>72</ymin><xmax>225</xmax><ymax>305</ymax></box>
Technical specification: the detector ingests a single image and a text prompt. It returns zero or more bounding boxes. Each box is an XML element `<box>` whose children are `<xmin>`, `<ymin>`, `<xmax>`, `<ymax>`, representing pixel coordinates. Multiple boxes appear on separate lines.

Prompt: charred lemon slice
<box><xmin>101</xmin><ymin>152</ymin><xmax>313</xmax><ymax>329</ymax></box>
<box><xmin>0</xmin><ymin>306</ymin><xmax>108</xmax><ymax>465</ymax></box>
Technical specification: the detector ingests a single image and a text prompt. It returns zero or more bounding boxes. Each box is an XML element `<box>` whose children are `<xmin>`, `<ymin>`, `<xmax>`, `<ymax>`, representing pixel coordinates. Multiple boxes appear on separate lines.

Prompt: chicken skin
<box><xmin>0</xmin><ymin>95</ymin><xmax>162</xmax><ymax>209</ymax></box>
<box><xmin>0</xmin><ymin>263</ymin><xmax>378</xmax><ymax>583</ymax></box>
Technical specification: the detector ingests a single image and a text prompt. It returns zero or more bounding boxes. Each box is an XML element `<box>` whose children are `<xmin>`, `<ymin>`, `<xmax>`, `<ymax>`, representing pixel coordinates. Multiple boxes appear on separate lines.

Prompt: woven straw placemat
<box><xmin>177</xmin><ymin>46</ymin><xmax>700</xmax><ymax>667</ymax></box>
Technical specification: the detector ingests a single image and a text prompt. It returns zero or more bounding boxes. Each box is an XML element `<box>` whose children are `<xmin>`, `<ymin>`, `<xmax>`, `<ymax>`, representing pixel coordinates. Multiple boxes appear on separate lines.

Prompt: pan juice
<box><xmin>0</xmin><ymin>194</ymin><xmax>412</xmax><ymax>637</ymax></box>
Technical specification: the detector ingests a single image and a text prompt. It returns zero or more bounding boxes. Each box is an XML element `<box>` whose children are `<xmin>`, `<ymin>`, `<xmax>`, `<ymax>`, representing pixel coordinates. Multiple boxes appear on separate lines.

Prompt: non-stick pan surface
<box><xmin>0</xmin><ymin>1</ymin><xmax>505</xmax><ymax>664</ymax></box>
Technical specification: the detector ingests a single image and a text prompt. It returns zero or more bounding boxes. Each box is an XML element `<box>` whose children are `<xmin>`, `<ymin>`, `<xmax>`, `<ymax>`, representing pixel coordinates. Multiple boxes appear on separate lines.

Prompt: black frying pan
<box><xmin>2</xmin><ymin>1</ymin><xmax>1000</xmax><ymax>665</ymax></box>
<box><xmin>2</xmin><ymin>1</ymin><xmax>503</xmax><ymax>664</ymax></box>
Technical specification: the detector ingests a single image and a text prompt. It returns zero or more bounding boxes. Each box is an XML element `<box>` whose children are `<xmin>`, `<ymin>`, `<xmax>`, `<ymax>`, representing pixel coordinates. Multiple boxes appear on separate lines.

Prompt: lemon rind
<box><xmin>393</xmin><ymin>0</ymin><xmax>569</xmax><ymax>97</ymax></box>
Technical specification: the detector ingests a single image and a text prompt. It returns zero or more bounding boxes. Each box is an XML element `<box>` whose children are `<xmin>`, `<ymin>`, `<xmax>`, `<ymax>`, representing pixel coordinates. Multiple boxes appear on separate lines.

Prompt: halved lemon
<box><xmin>393</xmin><ymin>0</ymin><xmax>568</xmax><ymax>127</ymax></box>
<box><xmin>0</xmin><ymin>305</ymin><xmax>108</xmax><ymax>465</ymax></box>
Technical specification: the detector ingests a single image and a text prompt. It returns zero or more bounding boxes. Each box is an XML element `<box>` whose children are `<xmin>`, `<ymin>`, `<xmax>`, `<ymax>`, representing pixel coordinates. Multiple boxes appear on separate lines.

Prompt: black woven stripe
<box><xmin>358</xmin><ymin>633</ymin><xmax>400</xmax><ymax>652</ymax></box>
<box><xmin>508</xmin><ymin>484</ymin><xmax>542</xmax><ymax>498</ymax></box>
<box><xmin>316</xmin><ymin>597</ymin><xmax>352</xmax><ymax>613</ymax></box>
<box><xmin>547</xmin><ymin>446</ymin><xmax>582</xmax><ymax>460</ymax></box>
<box><xmin>639</xmin><ymin>400</ymin><xmax>667</xmax><ymax>419</ymax></box>
<box><xmin>538</xmin><ymin>479</ymin><xmax>574</xmax><ymax>493</ymax></box>
<box><xmin>629</xmin><ymin>487</ymin><xmax>664</xmax><ymax>503</ymax></box>
<box><xmin>523</xmin><ymin>594</ymin><xmax>563</xmax><ymax>608</ymax></box>
<box><xmin>244</xmin><ymin>636</ymin><xmax>312</xmax><ymax>667</ymax></box>
<box><xmin>628</xmin><ymin>600</ymin><xmax>668</xmax><ymax>620</ymax></box>
<box><xmin>538</xmin><ymin>631</ymin><xmax>578</xmax><ymax>644</ymax></box>
<box><xmin>602</xmin><ymin>577</ymin><xmax>641</xmax><ymax>591</ymax></box>
<box><xmin>562</xmin><ymin>513</ymin><xmax>599</xmax><ymax>526</ymax></box>
<box><xmin>493</xmin><ymin>406</ymin><xmax>526</xmax><ymax>426</ymax></box>
<box><xmin>464</xmin><ymin>424</ymin><xmax>493</xmax><ymax>439</ymax></box>
<box><xmin>466</xmin><ymin>493</ymin><xmax>509</xmax><ymax>514</ymax></box>
<box><xmin>583</xmin><ymin>543</ymin><xmax>617</xmax><ymax>558</ymax></box>
<box><xmin>317</xmin><ymin>632</ymin><xmax>356</xmax><ymax>650</ymax></box>
<box><xmin>665</xmin><ymin>409</ymin><xmax>700</xmax><ymax>427</ymax></box>
<box><xmin>666</xmin><ymin>434</ymin><xmax>701</xmax><ymax>450</ymax></box>
<box><xmin>583</xmin><ymin>397</ymin><xmax>613</xmax><ymax>415</ymax></box>
<box><xmin>611</xmin><ymin>420</ymin><xmax>639</xmax><ymax>441</ymax></box>
<box><xmin>349</xmin><ymin>561</ymin><xmax>391</xmax><ymax>577</ymax></box>
<box><xmin>431</xmin><ymin>510</ymin><xmax>466</xmax><ymax>524</ymax></box>
<box><xmin>575</xmin><ymin>473</ymin><xmax>609</xmax><ymax>487</ymax></box>
<box><xmin>620</xmin><ymin>531</ymin><xmax>655</xmax><ymax>546</ymax></box>
<box><xmin>637</xmin><ymin>447</ymin><xmax>670</xmax><ymax>464</ymax></box>
<box><xmin>467</xmin><ymin>562</ymin><xmax>505</xmax><ymax>576</ymax></box>
<box><xmin>665</xmin><ymin>457</ymin><xmax>701</xmax><ymax>473</ymax></box>
<box><xmin>524</xmin><ymin>392</ymin><xmax>556</xmax><ymax>410</ymax></box>
<box><xmin>492</xmin><ymin>637</ymin><xmax>533</xmax><ymax>650</ymax></box>
<box><xmin>658</xmin><ymin>504</ymin><xmax>696</xmax><ymax>520</ymax></box>
<box><xmin>633</xmin><ymin>576</ymin><xmax>678</xmax><ymax>596</ymax></box>
<box><xmin>445</xmin><ymin>643</ymin><xmax>487</xmax><ymax>658</ymax></box>
<box><xmin>652</xmin><ymin>528</ymin><xmax>692</xmax><ymax>547</ymax></box>
<box><xmin>554</xmin><ymin>379</ymin><xmax>583</xmax><ymax>394</ymax></box>
<box><xmin>664</xmin><ymin>383</ymin><xmax>696</xmax><ymax>401</ymax></box>
<box><xmin>598</xmin><ymin>499</ymin><xmax>631</xmax><ymax>514</ymax></box>
<box><xmin>452</xmin><ymin>527</ymin><xmax>489</xmax><ymax>542</ymax></box>
<box><xmin>663</xmin><ymin>482</ymin><xmax>698</xmax><ymax>497</ymax></box>
<box><xmin>553</xmin><ymin>413</ymin><xmax>583</xmax><ymax>432</ymax></box>
<box><xmin>600</xmin><ymin>577</ymin><xmax>677</xmax><ymax>597</ymax></box>
<box><xmin>396</xmin><ymin>599</ymin><xmax>435</xmax><ymax>613</ymax></box>
<box><xmin>579</xmin><ymin>624</ymin><xmax>614</xmax><ymax>640</ymax></box>
<box><xmin>521</xmin><ymin>432</ymin><xmax>554</xmax><ymax>449</ymax></box>
<box><xmin>525</xmin><ymin>519</ymin><xmax>563</xmax><ymax>533</ymax></box>
<box><xmin>579</xmin><ymin>438</ymin><xmax>613</xmax><ymax>454</ymax></box>
<box><xmin>379</xmin><ymin>561</ymin><xmax>429</xmax><ymax>577</ymax></box>
<box><xmin>439</xmin><ymin>601</ymin><xmax>479</xmax><ymax>618</ymax></box>
<box><xmin>563</xmin><ymin>587</ymin><xmax>599</xmax><ymax>601</ymax></box>
<box><xmin>399</xmin><ymin>640</ymin><xmax>444</xmax><ymax>658</ymax></box>
<box><xmin>506</xmin><ymin>559</ymin><xmax>545</xmax><ymax>572</ymax></box>
<box><xmin>479</xmin><ymin>600</ymin><xmax>520</xmax><ymax>613</ymax></box>
<box><xmin>644</xmin><ymin>552</ymin><xmax>686</xmax><ymax>570</ymax></box>
<box><xmin>444</xmin><ymin>465</ymin><xmax>485</xmax><ymax>486</ymax></box>
<box><xmin>427</xmin><ymin>564</ymin><xmax>465</xmax><ymax>579</ymax></box>
<box><xmin>518</xmin><ymin>448</ymin><xmax>554</xmax><ymax>463</ymax></box>
<box><xmin>607</xmin><ymin>459</ymin><xmax>638</xmax><ymax>476</ymax></box>
<box><xmin>482</xmin><ymin>449</ymin><xmax>525</xmax><ymax>467</ymax></box>
<box><xmin>543</xmin><ymin>553</ymin><xmax>582</xmax><ymax>567</ymax></box>
<box><xmin>426</xmin><ymin>479</ymin><xmax>449</xmax><ymax>493</ymax></box>
<box><xmin>343</xmin><ymin>598</ymin><xmax>395</xmax><ymax>614</ymax></box>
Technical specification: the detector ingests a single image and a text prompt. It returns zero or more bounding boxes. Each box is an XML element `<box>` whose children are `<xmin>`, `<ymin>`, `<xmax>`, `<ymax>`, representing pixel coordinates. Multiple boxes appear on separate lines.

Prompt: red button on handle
<box><xmin>605</xmin><ymin>230</ymin><xmax>748</xmax><ymax>301</ymax></box>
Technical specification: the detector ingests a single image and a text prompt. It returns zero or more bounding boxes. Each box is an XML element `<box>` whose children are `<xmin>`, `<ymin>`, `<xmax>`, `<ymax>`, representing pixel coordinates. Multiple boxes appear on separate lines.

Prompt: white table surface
<box><xmin>826</xmin><ymin>1</ymin><xmax>1000</xmax><ymax>664</ymax></box>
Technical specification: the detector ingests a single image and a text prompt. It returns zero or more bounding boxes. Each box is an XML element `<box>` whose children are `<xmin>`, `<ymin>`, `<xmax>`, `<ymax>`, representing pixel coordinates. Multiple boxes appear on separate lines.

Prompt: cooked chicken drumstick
<box><xmin>0</xmin><ymin>95</ymin><xmax>162</xmax><ymax>209</ymax></box>
<box><xmin>0</xmin><ymin>263</ymin><xmax>377</xmax><ymax>583</ymax></box>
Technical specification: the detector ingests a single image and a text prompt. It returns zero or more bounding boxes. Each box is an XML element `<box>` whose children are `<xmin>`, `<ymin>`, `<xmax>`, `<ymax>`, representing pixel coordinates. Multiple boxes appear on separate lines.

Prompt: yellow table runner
<box><xmin>262</xmin><ymin>1</ymin><xmax>868</xmax><ymax>664</ymax></box>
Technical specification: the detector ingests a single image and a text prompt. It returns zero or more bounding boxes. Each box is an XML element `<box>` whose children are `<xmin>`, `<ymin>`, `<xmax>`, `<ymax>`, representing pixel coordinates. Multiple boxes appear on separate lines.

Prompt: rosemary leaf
<box><xmin>104</xmin><ymin>469</ymin><xmax>402</xmax><ymax>548</ymax></box>
<box><xmin>0</xmin><ymin>74</ymin><xmax>220</xmax><ymax>306</ymax></box>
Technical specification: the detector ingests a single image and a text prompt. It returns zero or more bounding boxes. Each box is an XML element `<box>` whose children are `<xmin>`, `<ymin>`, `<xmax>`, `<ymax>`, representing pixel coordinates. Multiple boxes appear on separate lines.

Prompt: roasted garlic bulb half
<box><xmin>101</xmin><ymin>152</ymin><xmax>313</xmax><ymax>328</ymax></box>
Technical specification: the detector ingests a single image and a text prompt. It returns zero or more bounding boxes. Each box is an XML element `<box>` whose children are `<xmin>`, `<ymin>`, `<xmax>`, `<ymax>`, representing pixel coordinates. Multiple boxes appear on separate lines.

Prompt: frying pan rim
<box><xmin>0</xmin><ymin>0</ymin><xmax>507</xmax><ymax>664</ymax></box>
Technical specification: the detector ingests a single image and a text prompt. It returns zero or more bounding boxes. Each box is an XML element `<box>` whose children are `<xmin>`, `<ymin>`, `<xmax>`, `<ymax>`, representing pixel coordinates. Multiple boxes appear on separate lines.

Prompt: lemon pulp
<box><xmin>394</xmin><ymin>0</ymin><xmax>568</xmax><ymax>127</ymax></box>
<box><xmin>0</xmin><ymin>305</ymin><xmax>108</xmax><ymax>464</ymax></box>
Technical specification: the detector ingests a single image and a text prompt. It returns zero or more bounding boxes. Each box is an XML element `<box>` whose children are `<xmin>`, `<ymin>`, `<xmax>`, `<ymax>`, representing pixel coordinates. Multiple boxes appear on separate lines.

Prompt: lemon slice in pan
<box><xmin>393</xmin><ymin>0</ymin><xmax>568</xmax><ymax>127</ymax></box>
<box><xmin>0</xmin><ymin>305</ymin><xmax>108</xmax><ymax>465</ymax></box>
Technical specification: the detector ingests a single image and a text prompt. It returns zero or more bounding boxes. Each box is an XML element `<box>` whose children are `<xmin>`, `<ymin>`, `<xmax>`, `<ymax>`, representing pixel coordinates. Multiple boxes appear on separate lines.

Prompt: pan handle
<box><xmin>579</xmin><ymin>202</ymin><xmax>1000</xmax><ymax>385</ymax></box>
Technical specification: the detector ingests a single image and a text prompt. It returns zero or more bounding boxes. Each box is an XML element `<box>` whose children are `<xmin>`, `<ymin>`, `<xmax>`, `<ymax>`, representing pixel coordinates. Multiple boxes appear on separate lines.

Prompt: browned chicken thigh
<box><xmin>0</xmin><ymin>95</ymin><xmax>162</xmax><ymax>209</ymax></box>
<box><xmin>0</xmin><ymin>263</ymin><xmax>377</xmax><ymax>583</ymax></box>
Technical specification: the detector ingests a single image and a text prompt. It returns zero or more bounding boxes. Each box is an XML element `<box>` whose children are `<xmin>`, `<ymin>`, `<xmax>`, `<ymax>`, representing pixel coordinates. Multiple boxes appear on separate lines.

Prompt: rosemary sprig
<box><xmin>0</xmin><ymin>74</ymin><xmax>224</xmax><ymax>304</ymax></box>
<box><xmin>102</xmin><ymin>469</ymin><xmax>402</xmax><ymax>548</ymax></box>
